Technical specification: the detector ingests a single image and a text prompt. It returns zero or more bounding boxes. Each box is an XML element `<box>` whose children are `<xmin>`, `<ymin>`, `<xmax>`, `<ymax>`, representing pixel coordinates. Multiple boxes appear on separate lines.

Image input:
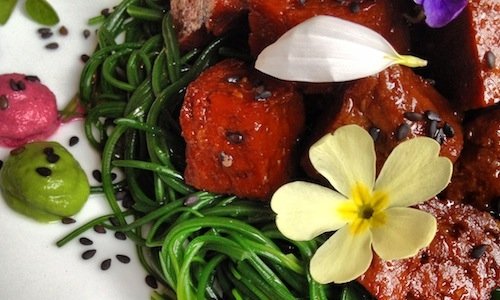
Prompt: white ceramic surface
<box><xmin>0</xmin><ymin>1</ymin><xmax>153</xmax><ymax>299</ymax></box>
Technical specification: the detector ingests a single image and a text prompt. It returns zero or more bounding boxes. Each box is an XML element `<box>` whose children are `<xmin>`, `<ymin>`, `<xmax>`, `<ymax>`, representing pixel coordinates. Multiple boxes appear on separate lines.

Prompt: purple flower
<box><xmin>416</xmin><ymin>0</ymin><xmax>468</xmax><ymax>28</ymax></box>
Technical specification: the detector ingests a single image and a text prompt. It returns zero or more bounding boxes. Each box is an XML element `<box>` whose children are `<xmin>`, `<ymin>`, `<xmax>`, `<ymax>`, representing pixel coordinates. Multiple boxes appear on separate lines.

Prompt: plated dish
<box><xmin>0</xmin><ymin>0</ymin><xmax>498</xmax><ymax>299</ymax></box>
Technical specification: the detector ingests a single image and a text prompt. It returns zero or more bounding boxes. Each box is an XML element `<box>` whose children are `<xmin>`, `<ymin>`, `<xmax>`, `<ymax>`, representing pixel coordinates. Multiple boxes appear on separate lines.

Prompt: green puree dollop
<box><xmin>0</xmin><ymin>141</ymin><xmax>89</xmax><ymax>222</ymax></box>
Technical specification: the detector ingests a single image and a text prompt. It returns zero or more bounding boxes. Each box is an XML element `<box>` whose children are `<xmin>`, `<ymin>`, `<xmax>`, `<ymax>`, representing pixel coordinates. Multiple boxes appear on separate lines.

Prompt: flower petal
<box><xmin>371</xmin><ymin>207</ymin><xmax>437</xmax><ymax>260</ymax></box>
<box><xmin>310</xmin><ymin>226</ymin><xmax>373</xmax><ymax>284</ymax></box>
<box><xmin>254</xmin><ymin>15</ymin><xmax>426</xmax><ymax>83</ymax></box>
<box><xmin>310</xmin><ymin>125</ymin><xmax>376</xmax><ymax>198</ymax></box>
<box><xmin>375</xmin><ymin>137</ymin><xmax>452</xmax><ymax>208</ymax></box>
<box><xmin>422</xmin><ymin>0</ymin><xmax>468</xmax><ymax>28</ymax></box>
<box><xmin>271</xmin><ymin>181</ymin><xmax>347</xmax><ymax>241</ymax></box>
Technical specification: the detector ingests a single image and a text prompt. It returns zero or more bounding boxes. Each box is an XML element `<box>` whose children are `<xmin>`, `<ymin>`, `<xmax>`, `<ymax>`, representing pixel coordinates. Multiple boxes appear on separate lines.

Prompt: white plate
<box><xmin>0</xmin><ymin>1</ymin><xmax>153</xmax><ymax>299</ymax></box>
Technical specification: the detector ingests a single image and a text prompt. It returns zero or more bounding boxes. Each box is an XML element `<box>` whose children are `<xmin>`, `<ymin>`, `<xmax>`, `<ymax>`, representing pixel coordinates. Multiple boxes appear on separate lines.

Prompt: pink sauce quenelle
<box><xmin>0</xmin><ymin>73</ymin><xmax>60</xmax><ymax>148</ymax></box>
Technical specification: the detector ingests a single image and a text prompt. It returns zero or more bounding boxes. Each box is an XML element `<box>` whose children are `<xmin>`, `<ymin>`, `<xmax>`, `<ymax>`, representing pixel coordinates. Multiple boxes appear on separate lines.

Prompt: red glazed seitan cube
<box><xmin>303</xmin><ymin>65</ymin><xmax>463</xmax><ymax>176</ymax></box>
<box><xmin>444</xmin><ymin>108</ymin><xmax>500</xmax><ymax>215</ymax></box>
<box><xmin>248</xmin><ymin>0</ymin><xmax>411</xmax><ymax>56</ymax></box>
<box><xmin>413</xmin><ymin>0</ymin><xmax>500</xmax><ymax>110</ymax></box>
<box><xmin>170</xmin><ymin>0</ymin><xmax>248</xmax><ymax>50</ymax></box>
<box><xmin>358</xmin><ymin>198</ymin><xmax>500</xmax><ymax>300</ymax></box>
<box><xmin>180</xmin><ymin>59</ymin><xmax>305</xmax><ymax>200</ymax></box>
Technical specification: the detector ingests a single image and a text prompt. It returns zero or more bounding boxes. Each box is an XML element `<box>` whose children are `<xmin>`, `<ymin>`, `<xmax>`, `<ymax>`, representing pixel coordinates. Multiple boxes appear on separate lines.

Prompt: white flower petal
<box><xmin>255</xmin><ymin>15</ymin><xmax>426</xmax><ymax>83</ymax></box>
<box><xmin>310</xmin><ymin>226</ymin><xmax>373</xmax><ymax>284</ymax></box>
<box><xmin>309</xmin><ymin>125</ymin><xmax>376</xmax><ymax>198</ymax></box>
<box><xmin>371</xmin><ymin>207</ymin><xmax>437</xmax><ymax>260</ymax></box>
<box><xmin>375</xmin><ymin>137</ymin><xmax>452</xmax><ymax>208</ymax></box>
<box><xmin>271</xmin><ymin>181</ymin><xmax>348</xmax><ymax>241</ymax></box>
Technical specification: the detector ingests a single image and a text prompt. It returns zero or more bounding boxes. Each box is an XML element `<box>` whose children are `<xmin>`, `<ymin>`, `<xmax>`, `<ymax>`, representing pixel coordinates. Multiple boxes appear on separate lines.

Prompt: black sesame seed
<box><xmin>428</xmin><ymin>120</ymin><xmax>438</xmax><ymax>138</ymax></box>
<box><xmin>58</xmin><ymin>26</ymin><xmax>68</xmax><ymax>36</ymax></box>
<box><xmin>114</xmin><ymin>231</ymin><xmax>127</xmax><ymax>240</ymax></box>
<box><xmin>369</xmin><ymin>127</ymin><xmax>381</xmax><ymax>142</ymax></box>
<box><xmin>79</xmin><ymin>237</ymin><xmax>93</xmax><ymax>246</ymax></box>
<box><xmin>111</xmin><ymin>172</ymin><xmax>118</xmax><ymax>181</ymax></box>
<box><xmin>420</xmin><ymin>252</ymin><xmax>429</xmax><ymax>264</ymax></box>
<box><xmin>46</xmin><ymin>153</ymin><xmax>60</xmax><ymax>163</ymax></box>
<box><xmin>82</xmin><ymin>249</ymin><xmax>97</xmax><ymax>260</ymax></box>
<box><xmin>36</xmin><ymin>167</ymin><xmax>52</xmax><ymax>177</ymax></box>
<box><xmin>61</xmin><ymin>217</ymin><xmax>76</xmax><ymax>224</ymax></box>
<box><xmin>101</xmin><ymin>8</ymin><xmax>111</xmax><ymax>16</ymax></box>
<box><xmin>100</xmin><ymin>259</ymin><xmax>112</xmax><ymax>270</ymax></box>
<box><xmin>93</xmin><ymin>224</ymin><xmax>106</xmax><ymax>234</ymax></box>
<box><xmin>471</xmin><ymin>244</ymin><xmax>488</xmax><ymax>259</ymax></box>
<box><xmin>255</xmin><ymin>90</ymin><xmax>272</xmax><ymax>100</ymax></box>
<box><xmin>0</xmin><ymin>95</ymin><xmax>9</xmax><ymax>110</ymax></box>
<box><xmin>403</xmin><ymin>111</ymin><xmax>424</xmax><ymax>122</ymax></box>
<box><xmin>0</xmin><ymin>160</ymin><xmax>3</xmax><ymax>170</ymax></box>
<box><xmin>425</xmin><ymin>110</ymin><xmax>441</xmax><ymax>122</ymax></box>
<box><xmin>45</xmin><ymin>42</ymin><xmax>59</xmax><ymax>50</ymax></box>
<box><xmin>80</xmin><ymin>54</ymin><xmax>90</xmax><ymax>63</ymax></box>
<box><xmin>10</xmin><ymin>146</ymin><xmax>25</xmax><ymax>155</ymax></box>
<box><xmin>40</xmin><ymin>31</ymin><xmax>53</xmax><ymax>39</ymax></box>
<box><xmin>349</xmin><ymin>2</ymin><xmax>361</xmax><ymax>13</ymax></box>
<box><xmin>83</xmin><ymin>29</ymin><xmax>91</xmax><ymax>39</ymax></box>
<box><xmin>37</xmin><ymin>27</ymin><xmax>51</xmax><ymax>34</ymax></box>
<box><xmin>395</xmin><ymin>123</ymin><xmax>410</xmax><ymax>140</ymax></box>
<box><xmin>69</xmin><ymin>136</ymin><xmax>79</xmax><ymax>146</ymax></box>
<box><xmin>442</xmin><ymin>123</ymin><xmax>455</xmax><ymax>138</ymax></box>
<box><xmin>9</xmin><ymin>79</ymin><xmax>22</xmax><ymax>91</ymax></box>
<box><xmin>484</xmin><ymin>51</ymin><xmax>496</xmax><ymax>69</ymax></box>
<box><xmin>226</xmin><ymin>76</ymin><xmax>240</xmax><ymax>83</ymax></box>
<box><xmin>109</xmin><ymin>216</ymin><xmax>120</xmax><ymax>226</ymax></box>
<box><xmin>116</xmin><ymin>254</ymin><xmax>131</xmax><ymax>264</ymax></box>
<box><xmin>225</xmin><ymin>131</ymin><xmax>244</xmax><ymax>144</ymax></box>
<box><xmin>92</xmin><ymin>170</ymin><xmax>102</xmax><ymax>182</ymax></box>
<box><xmin>24</xmin><ymin>75</ymin><xmax>40</xmax><ymax>82</ymax></box>
<box><xmin>434</xmin><ymin>128</ymin><xmax>446</xmax><ymax>144</ymax></box>
<box><xmin>122</xmin><ymin>197</ymin><xmax>134</xmax><ymax>209</ymax></box>
<box><xmin>114</xmin><ymin>190</ymin><xmax>129</xmax><ymax>201</ymax></box>
<box><xmin>145</xmin><ymin>275</ymin><xmax>158</xmax><ymax>289</ymax></box>
<box><xmin>298</xmin><ymin>0</ymin><xmax>306</xmax><ymax>5</ymax></box>
<box><xmin>43</xmin><ymin>147</ymin><xmax>54</xmax><ymax>155</ymax></box>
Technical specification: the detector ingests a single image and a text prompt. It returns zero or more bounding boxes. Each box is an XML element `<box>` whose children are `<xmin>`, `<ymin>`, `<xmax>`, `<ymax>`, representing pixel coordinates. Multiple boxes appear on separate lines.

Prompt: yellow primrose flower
<box><xmin>271</xmin><ymin>124</ymin><xmax>453</xmax><ymax>284</ymax></box>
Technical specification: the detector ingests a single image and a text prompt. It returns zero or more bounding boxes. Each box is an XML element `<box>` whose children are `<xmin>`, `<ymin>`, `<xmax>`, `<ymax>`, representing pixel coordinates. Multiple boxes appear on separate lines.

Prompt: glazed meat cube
<box><xmin>248</xmin><ymin>0</ymin><xmax>411</xmax><ymax>56</ymax></box>
<box><xmin>170</xmin><ymin>0</ymin><xmax>247</xmax><ymax>50</ymax></box>
<box><xmin>303</xmin><ymin>65</ymin><xmax>463</xmax><ymax>175</ymax></box>
<box><xmin>413</xmin><ymin>0</ymin><xmax>499</xmax><ymax>110</ymax></box>
<box><xmin>358</xmin><ymin>198</ymin><xmax>500</xmax><ymax>300</ymax></box>
<box><xmin>180</xmin><ymin>59</ymin><xmax>305</xmax><ymax>200</ymax></box>
<box><xmin>444</xmin><ymin>108</ymin><xmax>500</xmax><ymax>215</ymax></box>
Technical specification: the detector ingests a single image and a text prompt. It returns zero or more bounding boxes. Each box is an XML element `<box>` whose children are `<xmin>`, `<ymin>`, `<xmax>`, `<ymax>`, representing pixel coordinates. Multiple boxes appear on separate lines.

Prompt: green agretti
<box><xmin>57</xmin><ymin>1</ymin><xmax>372</xmax><ymax>299</ymax></box>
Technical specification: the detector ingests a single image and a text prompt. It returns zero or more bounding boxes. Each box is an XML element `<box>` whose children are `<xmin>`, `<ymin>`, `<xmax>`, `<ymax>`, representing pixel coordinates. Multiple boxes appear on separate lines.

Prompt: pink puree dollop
<box><xmin>0</xmin><ymin>73</ymin><xmax>60</xmax><ymax>147</ymax></box>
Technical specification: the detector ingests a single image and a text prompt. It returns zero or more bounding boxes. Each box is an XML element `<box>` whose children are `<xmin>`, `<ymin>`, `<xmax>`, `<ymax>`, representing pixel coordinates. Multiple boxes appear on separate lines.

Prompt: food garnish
<box><xmin>0</xmin><ymin>141</ymin><xmax>89</xmax><ymax>222</ymax></box>
<box><xmin>255</xmin><ymin>16</ymin><xmax>427</xmax><ymax>83</ymax></box>
<box><xmin>0</xmin><ymin>0</ymin><xmax>59</xmax><ymax>26</ymax></box>
<box><xmin>414</xmin><ymin>0</ymin><xmax>468</xmax><ymax>28</ymax></box>
<box><xmin>271</xmin><ymin>125</ymin><xmax>453</xmax><ymax>283</ymax></box>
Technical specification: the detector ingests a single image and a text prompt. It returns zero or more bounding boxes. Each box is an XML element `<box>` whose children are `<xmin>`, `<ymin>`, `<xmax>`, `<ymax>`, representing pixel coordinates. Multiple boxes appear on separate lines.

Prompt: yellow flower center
<box><xmin>337</xmin><ymin>183</ymin><xmax>389</xmax><ymax>235</ymax></box>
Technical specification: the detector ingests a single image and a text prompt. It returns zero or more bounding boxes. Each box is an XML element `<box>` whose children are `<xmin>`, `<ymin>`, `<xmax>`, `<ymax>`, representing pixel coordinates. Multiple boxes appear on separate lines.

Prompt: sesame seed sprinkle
<box><xmin>79</xmin><ymin>237</ymin><xmax>93</xmax><ymax>246</ymax></box>
<box><xmin>69</xmin><ymin>136</ymin><xmax>79</xmax><ymax>146</ymax></box>
<box><xmin>403</xmin><ymin>111</ymin><xmax>424</xmax><ymax>122</ymax></box>
<box><xmin>36</xmin><ymin>167</ymin><xmax>52</xmax><ymax>177</ymax></box>
<box><xmin>46</xmin><ymin>153</ymin><xmax>60</xmax><ymax>163</ymax></box>
<box><xmin>484</xmin><ymin>51</ymin><xmax>496</xmax><ymax>69</ymax></box>
<box><xmin>145</xmin><ymin>275</ymin><xmax>158</xmax><ymax>289</ymax></box>
<box><xmin>61</xmin><ymin>217</ymin><xmax>76</xmax><ymax>224</ymax></box>
<box><xmin>0</xmin><ymin>95</ymin><xmax>9</xmax><ymax>110</ymax></box>
<box><xmin>471</xmin><ymin>244</ymin><xmax>488</xmax><ymax>259</ymax></box>
<box><xmin>116</xmin><ymin>254</ymin><xmax>131</xmax><ymax>264</ymax></box>
<box><xmin>226</xmin><ymin>131</ymin><xmax>244</xmax><ymax>144</ymax></box>
<box><xmin>82</xmin><ymin>249</ymin><xmax>97</xmax><ymax>260</ymax></box>
<box><xmin>114</xmin><ymin>231</ymin><xmax>127</xmax><ymax>240</ymax></box>
<box><xmin>94</xmin><ymin>224</ymin><xmax>106</xmax><ymax>234</ymax></box>
<box><xmin>100</xmin><ymin>259</ymin><xmax>112</xmax><ymax>270</ymax></box>
<box><xmin>45</xmin><ymin>42</ymin><xmax>59</xmax><ymax>50</ymax></box>
<box><xmin>83</xmin><ymin>29</ymin><xmax>91</xmax><ymax>39</ymax></box>
<box><xmin>369</xmin><ymin>127</ymin><xmax>381</xmax><ymax>142</ymax></box>
<box><xmin>24</xmin><ymin>75</ymin><xmax>40</xmax><ymax>82</ymax></box>
<box><xmin>396</xmin><ymin>123</ymin><xmax>410</xmax><ymax>140</ymax></box>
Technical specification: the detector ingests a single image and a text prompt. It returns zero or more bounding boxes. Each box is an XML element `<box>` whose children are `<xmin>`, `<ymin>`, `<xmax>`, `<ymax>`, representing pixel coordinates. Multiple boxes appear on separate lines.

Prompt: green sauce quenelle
<box><xmin>0</xmin><ymin>141</ymin><xmax>89</xmax><ymax>222</ymax></box>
